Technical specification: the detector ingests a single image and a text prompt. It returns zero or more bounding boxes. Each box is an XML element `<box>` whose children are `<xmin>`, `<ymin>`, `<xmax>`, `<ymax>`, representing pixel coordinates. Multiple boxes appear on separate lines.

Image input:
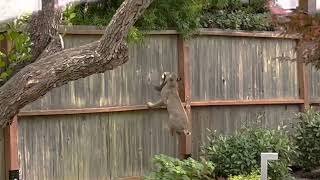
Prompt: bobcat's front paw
<box><xmin>147</xmin><ymin>102</ymin><xmax>153</xmax><ymax>108</ymax></box>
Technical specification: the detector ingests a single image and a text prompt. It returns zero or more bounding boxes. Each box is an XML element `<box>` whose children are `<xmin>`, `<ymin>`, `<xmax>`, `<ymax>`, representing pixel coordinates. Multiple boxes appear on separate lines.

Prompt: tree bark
<box><xmin>9</xmin><ymin>0</ymin><xmax>63</xmax><ymax>78</ymax></box>
<box><xmin>0</xmin><ymin>0</ymin><xmax>154</xmax><ymax>127</ymax></box>
<box><xmin>28</xmin><ymin>0</ymin><xmax>62</xmax><ymax>61</ymax></box>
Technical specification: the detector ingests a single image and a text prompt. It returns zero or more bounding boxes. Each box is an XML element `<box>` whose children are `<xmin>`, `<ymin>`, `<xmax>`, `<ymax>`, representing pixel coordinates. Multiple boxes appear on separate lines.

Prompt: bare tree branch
<box><xmin>0</xmin><ymin>0</ymin><xmax>154</xmax><ymax>127</ymax></box>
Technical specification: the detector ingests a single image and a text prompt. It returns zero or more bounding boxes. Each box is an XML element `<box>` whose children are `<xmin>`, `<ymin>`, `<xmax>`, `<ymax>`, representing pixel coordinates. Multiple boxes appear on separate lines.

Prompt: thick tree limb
<box><xmin>8</xmin><ymin>0</ymin><xmax>63</xmax><ymax>80</ymax></box>
<box><xmin>28</xmin><ymin>0</ymin><xmax>62</xmax><ymax>61</ymax></box>
<box><xmin>0</xmin><ymin>0</ymin><xmax>154</xmax><ymax>127</ymax></box>
<box><xmin>10</xmin><ymin>35</ymin><xmax>64</xmax><ymax>77</ymax></box>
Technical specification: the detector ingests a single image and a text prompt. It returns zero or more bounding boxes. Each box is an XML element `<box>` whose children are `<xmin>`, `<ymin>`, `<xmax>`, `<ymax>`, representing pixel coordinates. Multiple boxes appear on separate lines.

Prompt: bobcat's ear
<box><xmin>177</xmin><ymin>77</ymin><xmax>182</xmax><ymax>81</ymax></box>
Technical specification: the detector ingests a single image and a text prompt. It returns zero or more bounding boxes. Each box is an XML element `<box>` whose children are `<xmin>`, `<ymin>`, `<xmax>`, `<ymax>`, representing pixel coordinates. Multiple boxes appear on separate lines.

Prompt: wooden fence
<box><xmin>2</xmin><ymin>26</ymin><xmax>320</xmax><ymax>180</ymax></box>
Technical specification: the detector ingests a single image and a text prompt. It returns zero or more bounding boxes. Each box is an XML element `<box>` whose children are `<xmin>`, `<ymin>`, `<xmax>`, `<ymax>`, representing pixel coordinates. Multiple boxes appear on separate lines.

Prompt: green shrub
<box><xmin>144</xmin><ymin>154</ymin><xmax>214</xmax><ymax>180</ymax></box>
<box><xmin>294</xmin><ymin>108</ymin><xmax>320</xmax><ymax>171</ymax></box>
<box><xmin>136</xmin><ymin>0</ymin><xmax>205</xmax><ymax>38</ymax></box>
<box><xmin>205</xmin><ymin>0</ymin><xmax>267</xmax><ymax>13</ymax></box>
<box><xmin>200</xmin><ymin>11</ymin><xmax>273</xmax><ymax>31</ymax></box>
<box><xmin>62</xmin><ymin>0</ymin><xmax>274</xmax><ymax>38</ymax></box>
<box><xmin>229</xmin><ymin>170</ymin><xmax>261</xmax><ymax>180</ymax></box>
<box><xmin>202</xmin><ymin>127</ymin><xmax>296</xmax><ymax>179</ymax></box>
<box><xmin>0</xmin><ymin>15</ymin><xmax>32</xmax><ymax>84</ymax></box>
<box><xmin>63</xmin><ymin>0</ymin><xmax>206</xmax><ymax>38</ymax></box>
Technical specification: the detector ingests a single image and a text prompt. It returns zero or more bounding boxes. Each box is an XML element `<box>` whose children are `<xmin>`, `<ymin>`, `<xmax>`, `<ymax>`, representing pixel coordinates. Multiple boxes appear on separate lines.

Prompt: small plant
<box><xmin>294</xmin><ymin>108</ymin><xmax>320</xmax><ymax>171</ymax></box>
<box><xmin>202</xmin><ymin>126</ymin><xmax>296</xmax><ymax>179</ymax></box>
<box><xmin>229</xmin><ymin>170</ymin><xmax>261</xmax><ymax>180</ymax></box>
<box><xmin>144</xmin><ymin>154</ymin><xmax>214</xmax><ymax>180</ymax></box>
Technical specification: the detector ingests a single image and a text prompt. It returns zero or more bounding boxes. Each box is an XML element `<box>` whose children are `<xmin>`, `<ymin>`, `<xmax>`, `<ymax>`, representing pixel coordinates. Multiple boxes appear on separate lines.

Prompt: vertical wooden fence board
<box><xmin>18</xmin><ymin>110</ymin><xmax>179</xmax><ymax>180</ymax></box>
<box><xmin>190</xmin><ymin>36</ymin><xmax>298</xmax><ymax>101</ymax></box>
<box><xmin>191</xmin><ymin>105</ymin><xmax>299</xmax><ymax>159</ymax></box>
<box><xmin>23</xmin><ymin>35</ymin><xmax>178</xmax><ymax>111</ymax></box>
<box><xmin>309</xmin><ymin>65</ymin><xmax>320</xmax><ymax>102</ymax></box>
<box><xmin>0</xmin><ymin>128</ymin><xmax>5</xmax><ymax>180</ymax></box>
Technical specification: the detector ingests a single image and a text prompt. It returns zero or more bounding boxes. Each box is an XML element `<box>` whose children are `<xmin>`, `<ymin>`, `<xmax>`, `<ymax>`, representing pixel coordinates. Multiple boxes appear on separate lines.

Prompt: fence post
<box><xmin>177</xmin><ymin>35</ymin><xmax>192</xmax><ymax>159</ymax></box>
<box><xmin>1</xmin><ymin>37</ymin><xmax>20</xmax><ymax>180</ymax></box>
<box><xmin>297</xmin><ymin>0</ymin><xmax>311</xmax><ymax>111</ymax></box>
<box><xmin>297</xmin><ymin>63</ymin><xmax>310</xmax><ymax>110</ymax></box>
<box><xmin>4</xmin><ymin>116</ymin><xmax>20</xmax><ymax>180</ymax></box>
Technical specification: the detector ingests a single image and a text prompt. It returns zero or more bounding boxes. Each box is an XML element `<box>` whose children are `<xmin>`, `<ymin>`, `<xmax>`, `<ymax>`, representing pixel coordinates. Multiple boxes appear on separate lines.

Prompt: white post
<box><xmin>261</xmin><ymin>153</ymin><xmax>278</xmax><ymax>180</ymax></box>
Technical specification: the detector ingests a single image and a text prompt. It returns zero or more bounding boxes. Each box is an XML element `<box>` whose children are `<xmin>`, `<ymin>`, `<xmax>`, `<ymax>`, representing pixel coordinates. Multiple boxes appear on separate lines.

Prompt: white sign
<box><xmin>261</xmin><ymin>153</ymin><xmax>278</xmax><ymax>180</ymax></box>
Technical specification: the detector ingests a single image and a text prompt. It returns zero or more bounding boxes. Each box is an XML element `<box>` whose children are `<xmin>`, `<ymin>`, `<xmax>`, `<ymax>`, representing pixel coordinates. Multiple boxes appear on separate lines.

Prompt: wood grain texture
<box><xmin>297</xmin><ymin>62</ymin><xmax>310</xmax><ymax>110</ymax></box>
<box><xmin>4</xmin><ymin>117</ymin><xmax>19</xmax><ymax>171</ymax></box>
<box><xmin>0</xmin><ymin>128</ymin><xmax>5</xmax><ymax>180</ymax></box>
<box><xmin>191</xmin><ymin>99</ymin><xmax>304</xmax><ymax>106</ymax></box>
<box><xmin>190</xmin><ymin>36</ymin><xmax>298</xmax><ymax>101</ymax></box>
<box><xmin>18</xmin><ymin>110</ymin><xmax>180</xmax><ymax>180</ymax></box>
<box><xmin>23</xmin><ymin>35</ymin><xmax>178</xmax><ymax>111</ymax></box>
<box><xmin>191</xmin><ymin>105</ymin><xmax>300</xmax><ymax>159</ymax></box>
<box><xmin>309</xmin><ymin>65</ymin><xmax>320</xmax><ymax>102</ymax></box>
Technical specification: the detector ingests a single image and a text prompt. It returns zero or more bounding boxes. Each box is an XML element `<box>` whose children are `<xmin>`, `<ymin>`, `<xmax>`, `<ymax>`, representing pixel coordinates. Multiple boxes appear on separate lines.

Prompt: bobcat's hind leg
<box><xmin>170</xmin><ymin>127</ymin><xmax>175</xmax><ymax>136</ymax></box>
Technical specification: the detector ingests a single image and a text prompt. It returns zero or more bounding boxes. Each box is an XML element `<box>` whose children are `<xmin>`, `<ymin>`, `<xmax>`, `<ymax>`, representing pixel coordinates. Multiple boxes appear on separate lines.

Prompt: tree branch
<box><xmin>28</xmin><ymin>0</ymin><xmax>62</xmax><ymax>61</ymax></box>
<box><xmin>6</xmin><ymin>0</ymin><xmax>63</xmax><ymax>82</ymax></box>
<box><xmin>0</xmin><ymin>0</ymin><xmax>154</xmax><ymax>127</ymax></box>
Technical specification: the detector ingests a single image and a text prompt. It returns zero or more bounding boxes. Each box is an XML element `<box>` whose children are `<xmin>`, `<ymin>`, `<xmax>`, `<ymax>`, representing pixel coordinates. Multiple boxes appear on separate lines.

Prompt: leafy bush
<box><xmin>229</xmin><ymin>170</ymin><xmax>261</xmax><ymax>180</ymax></box>
<box><xmin>294</xmin><ymin>108</ymin><xmax>320</xmax><ymax>171</ymax></box>
<box><xmin>63</xmin><ymin>0</ymin><xmax>123</xmax><ymax>27</ymax></box>
<box><xmin>0</xmin><ymin>15</ymin><xmax>32</xmax><ymax>83</ymax></box>
<box><xmin>202</xmin><ymin>0</ymin><xmax>274</xmax><ymax>31</ymax></box>
<box><xmin>206</xmin><ymin>0</ymin><xmax>266</xmax><ymax>13</ymax></box>
<box><xmin>144</xmin><ymin>154</ymin><xmax>214</xmax><ymax>180</ymax></box>
<box><xmin>63</xmin><ymin>0</ymin><xmax>205</xmax><ymax>38</ymax></box>
<box><xmin>200</xmin><ymin>11</ymin><xmax>273</xmax><ymax>31</ymax></box>
<box><xmin>136</xmin><ymin>0</ymin><xmax>205</xmax><ymax>38</ymax></box>
<box><xmin>62</xmin><ymin>0</ymin><xmax>273</xmax><ymax>38</ymax></box>
<box><xmin>202</xmin><ymin>127</ymin><xmax>296</xmax><ymax>179</ymax></box>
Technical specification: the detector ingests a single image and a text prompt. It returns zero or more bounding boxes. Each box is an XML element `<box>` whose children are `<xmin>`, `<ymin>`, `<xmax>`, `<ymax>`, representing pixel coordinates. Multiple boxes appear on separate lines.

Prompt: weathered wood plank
<box><xmin>177</xmin><ymin>35</ymin><xmax>192</xmax><ymax>158</ymax></box>
<box><xmin>0</xmin><ymin>127</ymin><xmax>5</xmax><ymax>180</ymax></box>
<box><xmin>308</xmin><ymin>65</ymin><xmax>320</xmax><ymax>103</ymax></box>
<box><xmin>18</xmin><ymin>110</ymin><xmax>179</xmax><ymax>180</ymax></box>
<box><xmin>23</xmin><ymin>35</ymin><xmax>179</xmax><ymax>111</ymax></box>
<box><xmin>191</xmin><ymin>99</ymin><xmax>304</xmax><ymax>106</ymax></box>
<box><xmin>4</xmin><ymin>117</ymin><xmax>19</xmax><ymax>179</ymax></box>
<box><xmin>297</xmin><ymin>62</ymin><xmax>310</xmax><ymax>110</ymax></box>
<box><xmin>59</xmin><ymin>25</ymin><xmax>299</xmax><ymax>39</ymax></box>
<box><xmin>190</xmin><ymin>36</ymin><xmax>298</xmax><ymax>101</ymax></box>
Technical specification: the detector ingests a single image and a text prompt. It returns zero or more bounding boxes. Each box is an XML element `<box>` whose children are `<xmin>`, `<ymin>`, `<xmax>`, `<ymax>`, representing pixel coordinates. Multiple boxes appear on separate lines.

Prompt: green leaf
<box><xmin>8</xmin><ymin>30</ymin><xmax>20</xmax><ymax>41</ymax></box>
<box><xmin>0</xmin><ymin>60</ymin><xmax>5</xmax><ymax>68</ymax></box>
<box><xmin>0</xmin><ymin>34</ymin><xmax>4</xmax><ymax>41</ymax></box>
<box><xmin>0</xmin><ymin>72</ymin><xmax>9</xmax><ymax>79</ymax></box>
<box><xmin>0</xmin><ymin>51</ymin><xmax>5</xmax><ymax>57</ymax></box>
<box><xmin>69</xmin><ymin>12</ymin><xmax>76</xmax><ymax>19</ymax></box>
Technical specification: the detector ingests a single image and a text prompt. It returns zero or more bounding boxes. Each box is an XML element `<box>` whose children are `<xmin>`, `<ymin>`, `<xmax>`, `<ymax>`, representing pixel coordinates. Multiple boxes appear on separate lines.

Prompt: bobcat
<box><xmin>147</xmin><ymin>72</ymin><xmax>191</xmax><ymax>135</ymax></box>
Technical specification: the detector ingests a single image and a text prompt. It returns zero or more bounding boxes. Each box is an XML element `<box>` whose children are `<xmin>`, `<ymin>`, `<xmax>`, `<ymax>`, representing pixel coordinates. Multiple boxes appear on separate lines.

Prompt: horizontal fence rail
<box><xmin>19</xmin><ymin>99</ymin><xmax>305</xmax><ymax>117</ymax></box>
<box><xmin>59</xmin><ymin>25</ymin><xmax>300</xmax><ymax>39</ymax></box>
